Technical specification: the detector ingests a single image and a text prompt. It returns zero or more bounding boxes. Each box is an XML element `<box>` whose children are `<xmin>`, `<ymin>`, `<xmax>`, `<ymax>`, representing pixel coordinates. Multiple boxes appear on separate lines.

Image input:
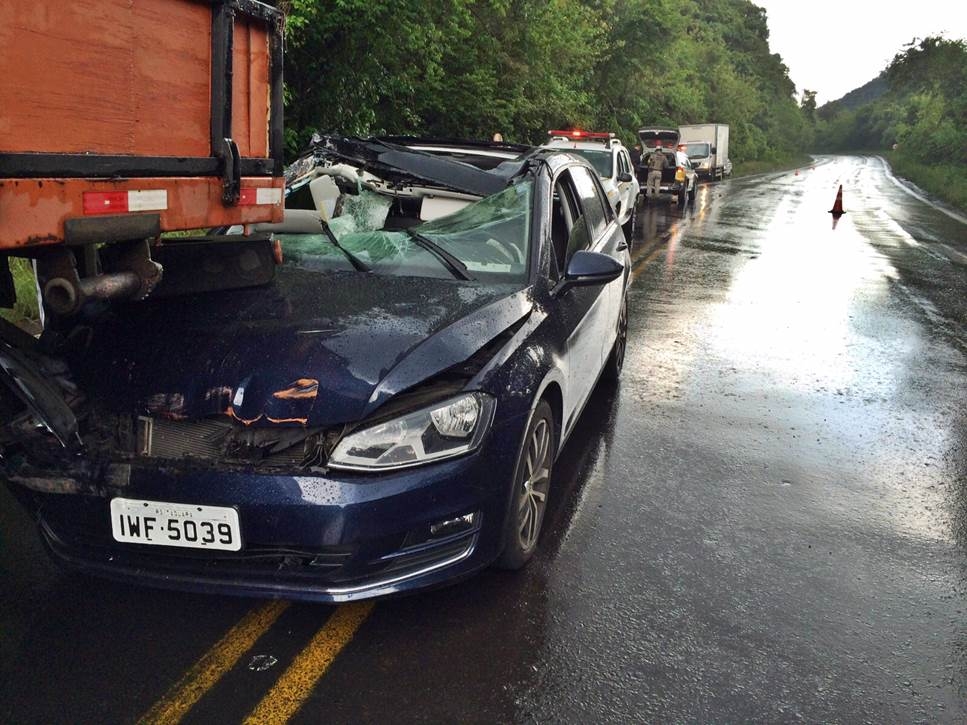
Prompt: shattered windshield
<box><xmin>416</xmin><ymin>181</ymin><xmax>531</xmax><ymax>276</ymax></box>
<box><xmin>277</xmin><ymin>180</ymin><xmax>532</xmax><ymax>282</ymax></box>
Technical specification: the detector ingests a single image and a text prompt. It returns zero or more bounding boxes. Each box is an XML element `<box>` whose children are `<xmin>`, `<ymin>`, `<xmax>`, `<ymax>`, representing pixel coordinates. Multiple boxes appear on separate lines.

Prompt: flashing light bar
<box><xmin>547</xmin><ymin>129</ymin><xmax>615</xmax><ymax>140</ymax></box>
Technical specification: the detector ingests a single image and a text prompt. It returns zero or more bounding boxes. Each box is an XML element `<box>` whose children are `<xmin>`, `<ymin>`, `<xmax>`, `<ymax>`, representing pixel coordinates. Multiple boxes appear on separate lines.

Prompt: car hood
<box><xmin>68</xmin><ymin>269</ymin><xmax>531</xmax><ymax>427</ymax></box>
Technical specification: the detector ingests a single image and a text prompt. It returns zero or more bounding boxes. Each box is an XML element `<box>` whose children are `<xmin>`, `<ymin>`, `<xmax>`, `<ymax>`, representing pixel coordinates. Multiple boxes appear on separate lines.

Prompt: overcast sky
<box><xmin>752</xmin><ymin>1</ymin><xmax>967</xmax><ymax>106</ymax></box>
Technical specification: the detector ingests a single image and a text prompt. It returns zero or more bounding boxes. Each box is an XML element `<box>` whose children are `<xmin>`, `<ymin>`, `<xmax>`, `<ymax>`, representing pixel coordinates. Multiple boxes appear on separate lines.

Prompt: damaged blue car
<box><xmin>1</xmin><ymin>136</ymin><xmax>630</xmax><ymax>601</ymax></box>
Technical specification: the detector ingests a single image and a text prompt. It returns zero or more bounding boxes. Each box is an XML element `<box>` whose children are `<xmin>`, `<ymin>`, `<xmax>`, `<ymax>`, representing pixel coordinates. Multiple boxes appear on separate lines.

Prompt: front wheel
<box><xmin>602</xmin><ymin>296</ymin><xmax>628</xmax><ymax>382</ymax></box>
<box><xmin>688</xmin><ymin>182</ymin><xmax>696</xmax><ymax>201</ymax></box>
<box><xmin>678</xmin><ymin>186</ymin><xmax>687</xmax><ymax>206</ymax></box>
<box><xmin>621</xmin><ymin>208</ymin><xmax>636</xmax><ymax>241</ymax></box>
<box><xmin>495</xmin><ymin>400</ymin><xmax>556</xmax><ymax>570</ymax></box>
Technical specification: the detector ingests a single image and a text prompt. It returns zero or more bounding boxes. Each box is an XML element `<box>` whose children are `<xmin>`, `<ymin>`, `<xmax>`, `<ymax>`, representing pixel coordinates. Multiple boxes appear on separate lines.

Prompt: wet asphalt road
<box><xmin>3</xmin><ymin>155</ymin><xmax>967</xmax><ymax>723</ymax></box>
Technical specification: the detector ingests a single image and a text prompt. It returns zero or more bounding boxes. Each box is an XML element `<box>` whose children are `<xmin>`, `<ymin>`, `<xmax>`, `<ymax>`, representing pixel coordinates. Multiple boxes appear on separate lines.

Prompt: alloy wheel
<box><xmin>517</xmin><ymin>418</ymin><xmax>551</xmax><ymax>551</ymax></box>
<box><xmin>613</xmin><ymin>301</ymin><xmax>627</xmax><ymax>373</ymax></box>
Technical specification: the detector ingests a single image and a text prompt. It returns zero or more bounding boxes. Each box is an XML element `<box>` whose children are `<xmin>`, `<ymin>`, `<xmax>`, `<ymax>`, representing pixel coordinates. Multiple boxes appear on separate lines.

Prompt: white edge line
<box><xmin>876</xmin><ymin>156</ymin><xmax>967</xmax><ymax>226</ymax></box>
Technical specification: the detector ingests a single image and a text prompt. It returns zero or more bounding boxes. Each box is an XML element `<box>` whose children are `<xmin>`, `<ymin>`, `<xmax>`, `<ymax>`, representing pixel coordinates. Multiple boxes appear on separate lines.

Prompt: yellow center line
<box><xmin>631</xmin><ymin>244</ymin><xmax>665</xmax><ymax>282</ymax></box>
<box><xmin>244</xmin><ymin>601</ymin><xmax>375</xmax><ymax>724</ymax></box>
<box><xmin>139</xmin><ymin>599</ymin><xmax>290</xmax><ymax>725</ymax></box>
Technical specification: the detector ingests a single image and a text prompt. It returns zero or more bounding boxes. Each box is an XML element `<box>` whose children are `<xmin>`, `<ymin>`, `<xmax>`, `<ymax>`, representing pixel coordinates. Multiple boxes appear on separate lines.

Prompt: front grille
<box><xmin>141</xmin><ymin>417</ymin><xmax>308</xmax><ymax>468</ymax></box>
<box><xmin>82</xmin><ymin>410</ymin><xmax>331</xmax><ymax>471</ymax></box>
<box><xmin>143</xmin><ymin>417</ymin><xmax>230</xmax><ymax>458</ymax></box>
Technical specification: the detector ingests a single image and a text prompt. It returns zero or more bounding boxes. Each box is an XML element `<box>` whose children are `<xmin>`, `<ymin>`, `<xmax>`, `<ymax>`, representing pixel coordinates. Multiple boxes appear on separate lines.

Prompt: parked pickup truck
<box><xmin>636</xmin><ymin>128</ymin><xmax>697</xmax><ymax>206</ymax></box>
<box><xmin>678</xmin><ymin>124</ymin><xmax>730</xmax><ymax>181</ymax></box>
<box><xmin>0</xmin><ymin>0</ymin><xmax>285</xmax><ymax>317</ymax></box>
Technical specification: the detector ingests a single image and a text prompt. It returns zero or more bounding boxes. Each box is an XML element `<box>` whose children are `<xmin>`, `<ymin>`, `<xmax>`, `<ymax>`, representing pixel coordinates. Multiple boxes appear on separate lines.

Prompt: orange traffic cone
<box><xmin>828</xmin><ymin>185</ymin><xmax>846</xmax><ymax>216</ymax></box>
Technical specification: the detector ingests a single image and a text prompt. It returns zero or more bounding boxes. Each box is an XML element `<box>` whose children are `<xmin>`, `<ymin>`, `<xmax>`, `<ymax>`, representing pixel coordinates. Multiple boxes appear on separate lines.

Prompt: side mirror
<box><xmin>555</xmin><ymin>250</ymin><xmax>623</xmax><ymax>295</ymax></box>
<box><xmin>710</xmin><ymin>146</ymin><xmax>717</xmax><ymax>154</ymax></box>
<box><xmin>617</xmin><ymin>172</ymin><xmax>633</xmax><ymax>183</ymax></box>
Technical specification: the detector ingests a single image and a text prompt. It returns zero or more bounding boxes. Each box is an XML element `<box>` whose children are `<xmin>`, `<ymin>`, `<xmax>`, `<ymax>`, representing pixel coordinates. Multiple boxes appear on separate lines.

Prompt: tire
<box><xmin>621</xmin><ymin>207</ymin><xmax>636</xmax><ymax>241</ymax></box>
<box><xmin>678</xmin><ymin>186</ymin><xmax>687</xmax><ymax>206</ymax></box>
<box><xmin>602</xmin><ymin>295</ymin><xmax>628</xmax><ymax>382</ymax></box>
<box><xmin>688</xmin><ymin>182</ymin><xmax>696</xmax><ymax>202</ymax></box>
<box><xmin>494</xmin><ymin>400</ymin><xmax>556</xmax><ymax>570</ymax></box>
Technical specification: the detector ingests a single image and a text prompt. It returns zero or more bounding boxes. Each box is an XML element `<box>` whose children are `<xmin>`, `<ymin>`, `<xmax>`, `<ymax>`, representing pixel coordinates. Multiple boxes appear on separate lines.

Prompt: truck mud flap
<box><xmin>149</xmin><ymin>235</ymin><xmax>277</xmax><ymax>298</ymax></box>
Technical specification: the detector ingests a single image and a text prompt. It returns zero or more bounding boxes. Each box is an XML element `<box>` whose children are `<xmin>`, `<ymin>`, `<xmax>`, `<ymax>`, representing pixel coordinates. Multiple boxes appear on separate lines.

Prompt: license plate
<box><xmin>110</xmin><ymin>498</ymin><xmax>242</xmax><ymax>552</ymax></box>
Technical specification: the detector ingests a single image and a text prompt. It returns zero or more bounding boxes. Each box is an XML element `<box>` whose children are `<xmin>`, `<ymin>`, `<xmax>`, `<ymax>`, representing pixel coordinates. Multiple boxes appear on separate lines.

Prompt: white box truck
<box><xmin>678</xmin><ymin>124</ymin><xmax>730</xmax><ymax>181</ymax></box>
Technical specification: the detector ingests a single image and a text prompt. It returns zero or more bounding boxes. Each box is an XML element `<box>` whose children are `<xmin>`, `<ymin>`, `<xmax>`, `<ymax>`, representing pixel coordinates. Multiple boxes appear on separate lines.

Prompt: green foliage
<box><xmin>732</xmin><ymin>152</ymin><xmax>813</xmax><ymax>178</ymax></box>
<box><xmin>0</xmin><ymin>258</ymin><xmax>40</xmax><ymax>325</ymax></box>
<box><xmin>888</xmin><ymin>150</ymin><xmax>967</xmax><ymax>212</ymax></box>
<box><xmin>814</xmin><ymin>35</ymin><xmax>967</xmax><ymax>209</ymax></box>
<box><xmin>280</xmin><ymin>0</ymin><xmax>814</xmax><ymax>162</ymax></box>
<box><xmin>800</xmin><ymin>90</ymin><xmax>817</xmax><ymax>118</ymax></box>
<box><xmin>817</xmin><ymin>37</ymin><xmax>967</xmax><ymax>157</ymax></box>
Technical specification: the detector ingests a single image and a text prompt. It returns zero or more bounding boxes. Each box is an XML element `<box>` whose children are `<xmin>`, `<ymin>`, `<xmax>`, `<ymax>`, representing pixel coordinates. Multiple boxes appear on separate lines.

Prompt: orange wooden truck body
<box><xmin>0</xmin><ymin>0</ymin><xmax>285</xmax><ymax>252</ymax></box>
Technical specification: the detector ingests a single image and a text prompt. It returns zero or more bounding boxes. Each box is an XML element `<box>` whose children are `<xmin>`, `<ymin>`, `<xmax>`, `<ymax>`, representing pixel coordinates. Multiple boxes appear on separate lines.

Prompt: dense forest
<box><xmin>815</xmin><ymin>36</ymin><xmax>967</xmax><ymax>207</ymax></box>
<box><xmin>816</xmin><ymin>36</ymin><xmax>966</xmax><ymax>161</ymax></box>
<box><xmin>280</xmin><ymin>0</ymin><xmax>813</xmax><ymax>165</ymax></box>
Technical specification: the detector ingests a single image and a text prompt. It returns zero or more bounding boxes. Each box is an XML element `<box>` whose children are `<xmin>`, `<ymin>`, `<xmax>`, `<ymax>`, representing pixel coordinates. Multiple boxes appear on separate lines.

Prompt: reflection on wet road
<box><xmin>3</xmin><ymin>156</ymin><xmax>967</xmax><ymax>722</ymax></box>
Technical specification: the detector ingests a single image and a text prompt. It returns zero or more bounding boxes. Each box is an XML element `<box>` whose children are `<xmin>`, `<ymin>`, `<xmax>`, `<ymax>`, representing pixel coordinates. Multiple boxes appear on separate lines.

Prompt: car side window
<box><xmin>617</xmin><ymin>151</ymin><xmax>629</xmax><ymax>176</ymax></box>
<box><xmin>550</xmin><ymin>172</ymin><xmax>582</xmax><ymax>279</ymax></box>
<box><xmin>570</xmin><ymin>165</ymin><xmax>611</xmax><ymax>240</ymax></box>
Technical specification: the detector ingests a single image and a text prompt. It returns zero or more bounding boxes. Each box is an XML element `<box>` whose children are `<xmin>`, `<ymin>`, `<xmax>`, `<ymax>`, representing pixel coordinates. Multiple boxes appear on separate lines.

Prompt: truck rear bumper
<box><xmin>0</xmin><ymin>176</ymin><xmax>283</xmax><ymax>251</ymax></box>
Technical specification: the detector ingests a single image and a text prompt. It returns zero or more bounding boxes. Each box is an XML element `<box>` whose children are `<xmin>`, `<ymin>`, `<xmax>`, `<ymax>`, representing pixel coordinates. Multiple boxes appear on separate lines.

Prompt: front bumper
<box><xmin>6</xmin><ymin>417</ymin><xmax>525</xmax><ymax>602</ymax></box>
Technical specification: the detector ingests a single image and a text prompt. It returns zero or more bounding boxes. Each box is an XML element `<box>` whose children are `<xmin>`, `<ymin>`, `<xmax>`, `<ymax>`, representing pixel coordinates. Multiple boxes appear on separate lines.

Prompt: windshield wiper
<box><xmin>319</xmin><ymin>221</ymin><xmax>371</xmax><ymax>273</ymax></box>
<box><xmin>406</xmin><ymin>230</ymin><xmax>476</xmax><ymax>281</ymax></box>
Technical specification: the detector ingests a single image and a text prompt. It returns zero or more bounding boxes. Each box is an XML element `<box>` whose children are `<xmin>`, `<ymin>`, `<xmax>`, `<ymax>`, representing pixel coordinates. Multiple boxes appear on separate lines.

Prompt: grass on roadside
<box><xmin>731</xmin><ymin>153</ymin><xmax>814</xmax><ymax>178</ymax></box>
<box><xmin>884</xmin><ymin>151</ymin><xmax>967</xmax><ymax>212</ymax></box>
<box><xmin>0</xmin><ymin>258</ymin><xmax>41</xmax><ymax>327</ymax></box>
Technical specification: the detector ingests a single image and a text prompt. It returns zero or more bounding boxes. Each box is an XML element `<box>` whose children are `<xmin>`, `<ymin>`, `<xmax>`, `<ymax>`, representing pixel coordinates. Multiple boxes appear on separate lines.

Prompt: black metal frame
<box><xmin>0</xmin><ymin>0</ymin><xmax>284</xmax><ymax>192</ymax></box>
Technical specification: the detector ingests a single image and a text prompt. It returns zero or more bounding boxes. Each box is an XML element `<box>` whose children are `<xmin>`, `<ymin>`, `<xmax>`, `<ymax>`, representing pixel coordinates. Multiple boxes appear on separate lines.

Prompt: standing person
<box><xmin>645</xmin><ymin>146</ymin><xmax>666</xmax><ymax>200</ymax></box>
<box><xmin>630</xmin><ymin>143</ymin><xmax>642</xmax><ymax>169</ymax></box>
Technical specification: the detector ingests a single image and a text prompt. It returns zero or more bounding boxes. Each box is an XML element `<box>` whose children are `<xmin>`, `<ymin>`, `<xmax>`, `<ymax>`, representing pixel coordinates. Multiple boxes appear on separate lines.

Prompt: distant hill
<box><xmin>818</xmin><ymin>75</ymin><xmax>888</xmax><ymax>119</ymax></box>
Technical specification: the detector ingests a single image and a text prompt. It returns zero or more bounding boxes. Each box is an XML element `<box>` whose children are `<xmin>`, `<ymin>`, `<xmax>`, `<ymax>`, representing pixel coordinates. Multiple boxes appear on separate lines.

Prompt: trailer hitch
<box><xmin>37</xmin><ymin>239</ymin><xmax>163</xmax><ymax>317</ymax></box>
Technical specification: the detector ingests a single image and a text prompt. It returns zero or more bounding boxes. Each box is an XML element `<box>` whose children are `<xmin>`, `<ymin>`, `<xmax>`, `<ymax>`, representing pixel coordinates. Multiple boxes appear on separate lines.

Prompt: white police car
<box><xmin>542</xmin><ymin>130</ymin><xmax>640</xmax><ymax>237</ymax></box>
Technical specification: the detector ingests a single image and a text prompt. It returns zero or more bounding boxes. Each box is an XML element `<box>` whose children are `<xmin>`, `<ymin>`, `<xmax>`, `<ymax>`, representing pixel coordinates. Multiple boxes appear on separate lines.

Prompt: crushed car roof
<box><xmin>287</xmin><ymin>135</ymin><xmax>533</xmax><ymax>198</ymax></box>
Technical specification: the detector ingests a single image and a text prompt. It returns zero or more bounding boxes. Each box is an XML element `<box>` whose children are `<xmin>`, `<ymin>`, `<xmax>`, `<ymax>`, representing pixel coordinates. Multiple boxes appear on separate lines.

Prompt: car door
<box><xmin>551</xmin><ymin>165</ymin><xmax>624</xmax><ymax>432</ymax></box>
<box><xmin>615</xmin><ymin>148</ymin><xmax>637</xmax><ymax>219</ymax></box>
<box><xmin>572</xmin><ymin>162</ymin><xmax>626</xmax><ymax>311</ymax></box>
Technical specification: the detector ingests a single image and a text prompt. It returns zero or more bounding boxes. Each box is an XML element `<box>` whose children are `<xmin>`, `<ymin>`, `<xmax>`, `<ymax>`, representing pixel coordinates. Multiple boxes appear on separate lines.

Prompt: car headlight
<box><xmin>329</xmin><ymin>392</ymin><xmax>496</xmax><ymax>471</ymax></box>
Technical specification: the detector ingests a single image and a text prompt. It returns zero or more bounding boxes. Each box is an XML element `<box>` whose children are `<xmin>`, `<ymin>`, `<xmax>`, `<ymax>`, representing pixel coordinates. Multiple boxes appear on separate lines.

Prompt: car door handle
<box><xmin>616</xmin><ymin>241</ymin><xmax>628</xmax><ymax>251</ymax></box>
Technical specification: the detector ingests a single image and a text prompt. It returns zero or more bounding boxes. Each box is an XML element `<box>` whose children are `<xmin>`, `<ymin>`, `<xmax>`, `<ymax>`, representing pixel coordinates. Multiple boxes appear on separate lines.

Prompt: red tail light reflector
<box><xmin>83</xmin><ymin>189</ymin><xmax>168</xmax><ymax>215</ymax></box>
